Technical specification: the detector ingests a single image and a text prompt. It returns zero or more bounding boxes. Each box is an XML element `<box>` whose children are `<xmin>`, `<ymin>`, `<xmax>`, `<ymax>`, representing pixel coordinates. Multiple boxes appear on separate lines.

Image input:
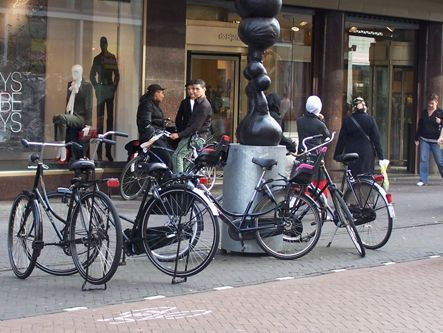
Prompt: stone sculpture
<box><xmin>235</xmin><ymin>0</ymin><xmax>283</xmax><ymax>146</ymax></box>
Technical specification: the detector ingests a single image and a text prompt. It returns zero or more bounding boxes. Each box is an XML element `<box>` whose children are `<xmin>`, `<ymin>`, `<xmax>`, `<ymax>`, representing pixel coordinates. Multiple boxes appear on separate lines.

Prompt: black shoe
<box><xmin>106</xmin><ymin>153</ymin><xmax>114</xmax><ymax>162</ymax></box>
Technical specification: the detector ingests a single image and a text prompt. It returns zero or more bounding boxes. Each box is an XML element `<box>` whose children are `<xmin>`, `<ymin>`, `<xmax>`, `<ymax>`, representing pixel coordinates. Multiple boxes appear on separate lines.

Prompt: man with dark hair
<box><xmin>175</xmin><ymin>80</ymin><xmax>195</xmax><ymax>133</ymax></box>
<box><xmin>170</xmin><ymin>79</ymin><xmax>212</xmax><ymax>173</ymax></box>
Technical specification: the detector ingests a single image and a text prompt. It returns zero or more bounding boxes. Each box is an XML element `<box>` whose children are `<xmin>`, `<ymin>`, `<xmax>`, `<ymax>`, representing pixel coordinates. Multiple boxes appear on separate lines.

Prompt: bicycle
<box><xmin>293</xmin><ymin>133</ymin><xmax>366</xmax><ymax>257</ymax></box>
<box><xmin>119</xmin><ymin>130</ymin><xmax>222</xmax><ymax>200</ymax></box>
<box><xmin>118</xmin><ymin>137</ymin><xmax>230</xmax><ymax>283</ymax></box>
<box><xmin>8</xmin><ymin>131</ymin><xmax>126</xmax><ymax>288</ymax></box>
<box><xmin>330</xmin><ymin>153</ymin><xmax>395</xmax><ymax>249</ymax></box>
<box><xmin>133</xmin><ymin>145</ymin><xmax>324</xmax><ymax>284</ymax></box>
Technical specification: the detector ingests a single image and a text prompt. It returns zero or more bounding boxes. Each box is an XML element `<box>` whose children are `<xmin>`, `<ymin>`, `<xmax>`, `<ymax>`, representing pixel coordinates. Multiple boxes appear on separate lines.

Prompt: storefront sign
<box><xmin>0</xmin><ymin>72</ymin><xmax>23</xmax><ymax>133</ymax></box>
<box><xmin>187</xmin><ymin>23</ymin><xmax>246</xmax><ymax>48</ymax></box>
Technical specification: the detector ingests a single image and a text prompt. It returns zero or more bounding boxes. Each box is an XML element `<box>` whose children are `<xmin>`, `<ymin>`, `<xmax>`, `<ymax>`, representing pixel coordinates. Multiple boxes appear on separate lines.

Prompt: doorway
<box><xmin>347</xmin><ymin>37</ymin><xmax>416</xmax><ymax>166</ymax></box>
<box><xmin>188</xmin><ymin>53</ymin><xmax>240</xmax><ymax>140</ymax></box>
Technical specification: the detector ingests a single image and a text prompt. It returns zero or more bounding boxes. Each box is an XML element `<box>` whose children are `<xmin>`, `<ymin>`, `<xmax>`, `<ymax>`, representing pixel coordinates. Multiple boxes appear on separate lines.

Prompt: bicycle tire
<box><xmin>331</xmin><ymin>189</ymin><xmax>366</xmax><ymax>257</ymax></box>
<box><xmin>141</xmin><ymin>185</ymin><xmax>219</xmax><ymax>278</ymax></box>
<box><xmin>120</xmin><ymin>155</ymin><xmax>150</xmax><ymax>200</ymax></box>
<box><xmin>8</xmin><ymin>192</ymin><xmax>41</xmax><ymax>279</ymax></box>
<box><xmin>343</xmin><ymin>180</ymin><xmax>393</xmax><ymax>249</ymax></box>
<box><xmin>35</xmin><ymin>191</ymin><xmax>79</xmax><ymax>276</ymax></box>
<box><xmin>254</xmin><ymin>188</ymin><xmax>322</xmax><ymax>260</ymax></box>
<box><xmin>69</xmin><ymin>191</ymin><xmax>123</xmax><ymax>285</ymax></box>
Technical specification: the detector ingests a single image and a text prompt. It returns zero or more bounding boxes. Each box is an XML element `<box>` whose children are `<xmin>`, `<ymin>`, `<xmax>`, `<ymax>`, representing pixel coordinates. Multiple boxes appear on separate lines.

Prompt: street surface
<box><xmin>0</xmin><ymin>174</ymin><xmax>442</xmax><ymax>332</ymax></box>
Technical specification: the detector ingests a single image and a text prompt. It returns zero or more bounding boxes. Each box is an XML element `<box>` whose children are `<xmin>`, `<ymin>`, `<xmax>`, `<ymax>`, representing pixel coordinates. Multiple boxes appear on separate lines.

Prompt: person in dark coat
<box><xmin>334</xmin><ymin>97</ymin><xmax>384</xmax><ymax>176</ymax></box>
<box><xmin>296</xmin><ymin>95</ymin><xmax>330</xmax><ymax>153</ymax></box>
<box><xmin>136</xmin><ymin>83</ymin><xmax>172</xmax><ymax>167</ymax></box>
<box><xmin>295</xmin><ymin>96</ymin><xmax>331</xmax><ymax>194</ymax></box>
<box><xmin>266</xmin><ymin>92</ymin><xmax>297</xmax><ymax>153</ymax></box>
<box><xmin>175</xmin><ymin>80</ymin><xmax>195</xmax><ymax>133</ymax></box>
<box><xmin>170</xmin><ymin>79</ymin><xmax>213</xmax><ymax>173</ymax></box>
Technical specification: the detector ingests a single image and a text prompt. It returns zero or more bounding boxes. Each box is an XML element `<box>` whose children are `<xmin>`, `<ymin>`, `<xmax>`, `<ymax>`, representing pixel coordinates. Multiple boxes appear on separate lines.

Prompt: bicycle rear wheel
<box><xmin>198</xmin><ymin>166</ymin><xmax>217</xmax><ymax>190</ymax></box>
<box><xmin>35</xmin><ymin>191</ymin><xmax>79</xmax><ymax>276</ymax></box>
<box><xmin>141</xmin><ymin>186</ymin><xmax>219</xmax><ymax>278</ymax></box>
<box><xmin>254</xmin><ymin>189</ymin><xmax>322</xmax><ymax>260</ymax></box>
<box><xmin>69</xmin><ymin>191</ymin><xmax>122</xmax><ymax>285</ymax></box>
<box><xmin>8</xmin><ymin>192</ymin><xmax>41</xmax><ymax>279</ymax></box>
<box><xmin>344</xmin><ymin>180</ymin><xmax>393</xmax><ymax>249</ymax></box>
<box><xmin>120</xmin><ymin>155</ymin><xmax>150</xmax><ymax>200</ymax></box>
<box><xmin>331</xmin><ymin>189</ymin><xmax>365</xmax><ymax>257</ymax></box>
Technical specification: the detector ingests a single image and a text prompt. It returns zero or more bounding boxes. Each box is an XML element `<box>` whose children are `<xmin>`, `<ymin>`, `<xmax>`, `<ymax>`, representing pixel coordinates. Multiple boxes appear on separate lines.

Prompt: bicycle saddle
<box><xmin>252</xmin><ymin>157</ymin><xmax>277</xmax><ymax>170</ymax></box>
<box><xmin>69</xmin><ymin>159</ymin><xmax>95</xmax><ymax>172</ymax></box>
<box><xmin>335</xmin><ymin>153</ymin><xmax>359</xmax><ymax>164</ymax></box>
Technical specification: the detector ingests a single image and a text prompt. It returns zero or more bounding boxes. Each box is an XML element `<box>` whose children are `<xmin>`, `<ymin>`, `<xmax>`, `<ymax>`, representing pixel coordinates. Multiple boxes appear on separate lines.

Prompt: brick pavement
<box><xmin>0</xmin><ymin>176</ymin><xmax>442</xmax><ymax>323</ymax></box>
<box><xmin>2</xmin><ymin>257</ymin><xmax>443</xmax><ymax>332</ymax></box>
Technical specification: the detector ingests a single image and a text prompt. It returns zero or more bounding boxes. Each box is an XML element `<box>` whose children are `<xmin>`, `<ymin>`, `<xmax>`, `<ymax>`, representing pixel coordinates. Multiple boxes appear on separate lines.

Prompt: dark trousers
<box><xmin>97</xmin><ymin>95</ymin><xmax>114</xmax><ymax>158</ymax></box>
<box><xmin>53</xmin><ymin>114</ymin><xmax>84</xmax><ymax>141</ymax></box>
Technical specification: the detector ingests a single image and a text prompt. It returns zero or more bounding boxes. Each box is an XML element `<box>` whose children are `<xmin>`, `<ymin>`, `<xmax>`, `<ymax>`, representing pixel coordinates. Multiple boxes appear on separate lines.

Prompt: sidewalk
<box><xmin>2</xmin><ymin>257</ymin><xmax>443</xmax><ymax>332</ymax></box>
<box><xmin>0</xmin><ymin>176</ymin><xmax>442</xmax><ymax>323</ymax></box>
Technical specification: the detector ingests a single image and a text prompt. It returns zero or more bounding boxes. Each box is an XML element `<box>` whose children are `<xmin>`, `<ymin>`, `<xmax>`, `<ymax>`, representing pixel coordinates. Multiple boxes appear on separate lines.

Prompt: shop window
<box><xmin>0</xmin><ymin>0</ymin><xmax>143</xmax><ymax>166</ymax></box>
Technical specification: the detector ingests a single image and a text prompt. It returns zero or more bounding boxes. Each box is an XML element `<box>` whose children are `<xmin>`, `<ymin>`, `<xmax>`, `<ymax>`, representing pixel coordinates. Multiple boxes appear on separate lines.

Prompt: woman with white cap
<box><xmin>296</xmin><ymin>95</ymin><xmax>330</xmax><ymax>153</ymax></box>
<box><xmin>334</xmin><ymin>97</ymin><xmax>384</xmax><ymax>176</ymax></box>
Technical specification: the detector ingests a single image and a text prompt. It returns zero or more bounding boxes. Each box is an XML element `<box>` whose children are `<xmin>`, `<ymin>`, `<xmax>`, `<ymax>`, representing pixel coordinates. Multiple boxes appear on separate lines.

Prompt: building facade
<box><xmin>1</xmin><ymin>0</ymin><xmax>443</xmax><ymax>178</ymax></box>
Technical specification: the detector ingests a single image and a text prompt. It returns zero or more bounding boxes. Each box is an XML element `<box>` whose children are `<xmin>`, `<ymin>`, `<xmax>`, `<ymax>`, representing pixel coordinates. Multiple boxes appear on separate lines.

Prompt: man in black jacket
<box><xmin>170</xmin><ymin>79</ymin><xmax>212</xmax><ymax>173</ymax></box>
<box><xmin>175</xmin><ymin>80</ymin><xmax>195</xmax><ymax>133</ymax></box>
<box><xmin>136</xmin><ymin>83</ymin><xmax>172</xmax><ymax>167</ymax></box>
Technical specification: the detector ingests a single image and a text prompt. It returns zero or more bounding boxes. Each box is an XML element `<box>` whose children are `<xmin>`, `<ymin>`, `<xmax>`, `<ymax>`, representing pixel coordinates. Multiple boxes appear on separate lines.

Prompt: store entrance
<box><xmin>347</xmin><ymin>38</ymin><xmax>416</xmax><ymax>167</ymax></box>
<box><xmin>188</xmin><ymin>53</ymin><xmax>240</xmax><ymax>140</ymax></box>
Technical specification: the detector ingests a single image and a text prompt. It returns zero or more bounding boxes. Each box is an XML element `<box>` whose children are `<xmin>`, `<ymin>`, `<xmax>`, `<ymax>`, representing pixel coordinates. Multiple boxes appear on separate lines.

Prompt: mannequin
<box><xmin>53</xmin><ymin>64</ymin><xmax>92</xmax><ymax>162</ymax></box>
<box><xmin>89</xmin><ymin>36</ymin><xmax>120</xmax><ymax>161</ymax></box>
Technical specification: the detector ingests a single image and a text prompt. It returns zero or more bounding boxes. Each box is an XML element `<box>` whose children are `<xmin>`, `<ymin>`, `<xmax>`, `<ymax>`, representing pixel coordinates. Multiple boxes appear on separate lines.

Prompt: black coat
<box><xmin>175</xmin><ymin>97</ymin><xmax>193</xmax><ymax>133</ymax></box>
<box><xmin>137</xmin><ymin>93</ymin><xmax>165</xmax><ymax>143</ymax></box>
<box><xmin>178</xmin><ymin>96</ymin><xmax>212</xmax><ymax>139</ymax></box>
<box><xmin>296</xmin><ymin>113</ymin><xmax>330</xmax><ymax>153</ymax></box>
<box><xmin>334</xmin><ymin>111</ymin><xmax>384</xmax><ymax>176</ymax></box>
<box><xmin>65</xmin><ymin>80</ymin><xmax>93</xmax><ymax>125</ymax></box>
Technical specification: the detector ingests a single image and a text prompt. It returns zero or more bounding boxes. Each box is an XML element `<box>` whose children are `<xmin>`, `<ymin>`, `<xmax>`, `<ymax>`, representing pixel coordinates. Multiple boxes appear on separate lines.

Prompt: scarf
<box><xmin>66</xmin><ymin>80</ymin><xmax>81</xmax><ymax>115</ymax></box>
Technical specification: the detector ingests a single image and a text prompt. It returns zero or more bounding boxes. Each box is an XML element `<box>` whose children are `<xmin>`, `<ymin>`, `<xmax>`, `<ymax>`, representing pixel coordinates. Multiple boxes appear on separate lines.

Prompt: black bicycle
<box><xmin>118</xmin><ymin>136</ymin><xmax>230</xmax><ymax>283</ymax></box>
<box><xmin>119</xmin><ymin>131</ymin><xmax>223</xmax><ymax>200</ymax></box>
<box><xmin>292</xmin><ymin>133</ymin><xmax>366</xmax><ymax>257</ymax></box>
<box><xmin>8</xmin><ymin>131</ymin><xmax>126</xmax><ymax>288</ymax></box>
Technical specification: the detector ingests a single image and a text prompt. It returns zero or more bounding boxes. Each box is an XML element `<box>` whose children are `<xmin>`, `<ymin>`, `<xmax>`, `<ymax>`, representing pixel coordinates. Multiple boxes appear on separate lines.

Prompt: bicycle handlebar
<box><xmin>140</xmin><ymin>130</ymin><xmax>171</xmax><ymax>149</ymax></box>
<box><xmin>21</xmin><ymin>138</ymin><xmax>84</xmax><ymax>151</ymax></box>
<box><xmin>291</xmin><ymin>132</ymin><xmax>336</xmax><ymax>158</ymax></box>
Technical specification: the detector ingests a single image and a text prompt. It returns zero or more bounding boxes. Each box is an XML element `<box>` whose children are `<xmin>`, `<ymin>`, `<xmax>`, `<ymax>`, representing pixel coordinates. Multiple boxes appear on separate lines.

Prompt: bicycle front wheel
<box><xmin>36</xmin><ymin>191</ymin><xmax>78</xmax><ymax>276</ymax></box>
<box><xmin>344</xmin><ymin>180</ymin><xmax>393</xmax><ymax>249</ymax></box>
<box><xmin>331</xmin><ymin>189</ymin><xmax>365</xmax><ymax>257</ymax></box>
<box><xmin>69</xmin><ymin>191</ymin><xmax>122</xmax><ymax>285</ymax></box>
<box><xmin>120</xmin><ymin>155</ymin><xmax>150</xmax><ymax>200</ymax></box>
<box><xmin>141</xmin><ymin>186</ymin><xmax>219</xmax><ymax>278</ymax></box>
<box><xmin>254</xmin><ymin>189</ymin><xmax>322</xmax><ymax>260</ymax></box>
<box><xmin>8</xmin><ymin>192</ymin><xmax>41</xmax><ymax>279</ymax></box>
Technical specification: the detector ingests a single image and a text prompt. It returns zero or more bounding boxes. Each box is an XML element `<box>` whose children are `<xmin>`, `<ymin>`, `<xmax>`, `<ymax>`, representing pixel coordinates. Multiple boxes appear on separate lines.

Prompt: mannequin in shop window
<box><xmin>53</xmin><ymin>64</ymin><xmax>92</xmax><ymax>162</ymax></box>
<box><xmin>90</xmin><ymin>36</ymin><xmax>120</xmax><ymax>161</ymax></box>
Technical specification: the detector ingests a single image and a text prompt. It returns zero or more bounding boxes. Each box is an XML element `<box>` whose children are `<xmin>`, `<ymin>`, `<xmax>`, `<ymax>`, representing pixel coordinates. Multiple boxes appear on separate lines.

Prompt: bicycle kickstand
<box><xmin>326</xmin><ymin>226</ymin><xmax>339</xmax><ymax>247</ymax></box>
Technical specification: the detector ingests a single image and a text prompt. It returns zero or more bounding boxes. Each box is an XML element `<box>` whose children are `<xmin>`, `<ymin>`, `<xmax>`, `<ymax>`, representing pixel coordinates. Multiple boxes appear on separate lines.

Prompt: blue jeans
<box><xmin>419</xmin><ymin>138</ymin><xmax>443</xmax><ymax>183</ymax></box>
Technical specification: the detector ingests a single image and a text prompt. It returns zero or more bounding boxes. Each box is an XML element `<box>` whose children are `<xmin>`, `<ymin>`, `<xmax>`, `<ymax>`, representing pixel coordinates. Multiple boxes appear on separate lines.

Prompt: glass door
<box><xmin>189</xmin><ymin>54</ymin><xmax>239</xmax><ymax>140</ymax></box>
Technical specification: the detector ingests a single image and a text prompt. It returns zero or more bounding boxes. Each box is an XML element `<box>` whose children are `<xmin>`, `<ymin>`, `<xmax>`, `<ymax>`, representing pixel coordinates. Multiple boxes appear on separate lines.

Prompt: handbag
<box><xmin>349</xmin><ymin>116</ymin><xmax>376</xmax><ymax>155</ymax></box>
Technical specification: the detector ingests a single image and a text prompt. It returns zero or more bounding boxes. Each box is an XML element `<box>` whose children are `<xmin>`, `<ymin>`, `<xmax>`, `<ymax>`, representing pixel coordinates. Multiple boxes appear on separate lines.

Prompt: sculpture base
<box><xmin>221</xmin><ymin>144</ymin><xmax>286</xmax><ymax>253</ymax></box>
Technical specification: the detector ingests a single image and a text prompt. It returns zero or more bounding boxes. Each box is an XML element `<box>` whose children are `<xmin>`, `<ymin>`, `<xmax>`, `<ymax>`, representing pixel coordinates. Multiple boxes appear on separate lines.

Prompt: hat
<box><xmin>147</xmin><ymin>84</ymin><xmax>166</xmax><ymax>94</ymax></box>
<box><xmin>306</xmin><ymin>96</ymin><xmax>322</xmax><ymax>115</ymax></box>
<box><xmin>352</xmin><ymin>97</ymin><xmax>365</xmax><ymax>107</ymax></box>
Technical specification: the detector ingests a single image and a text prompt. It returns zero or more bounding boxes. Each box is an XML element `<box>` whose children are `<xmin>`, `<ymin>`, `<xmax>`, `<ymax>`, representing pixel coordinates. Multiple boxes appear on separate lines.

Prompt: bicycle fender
<box><xmin>192</xmin><ymin>187</ymin><xmax>219</xmax><ymax>216</ymax></box>
<box><xmin>371</xmin><ymin>182</ymin><xmax>395</xmax><ymax>218</ymax></box>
